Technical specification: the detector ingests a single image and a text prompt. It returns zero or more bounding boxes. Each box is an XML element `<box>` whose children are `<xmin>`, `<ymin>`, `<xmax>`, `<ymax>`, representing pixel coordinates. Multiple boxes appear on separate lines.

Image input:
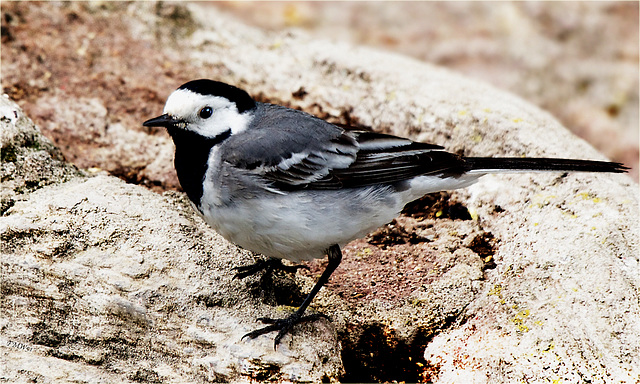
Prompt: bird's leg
<box><xmin>242</xmin><ymin>244</ymin><xmax>343</xmax><ymax>349</ymax></box>
<box><xmin>233</xmin><ymin>257</ymin><xmax>309</xmax><ymax>280</ymax></box>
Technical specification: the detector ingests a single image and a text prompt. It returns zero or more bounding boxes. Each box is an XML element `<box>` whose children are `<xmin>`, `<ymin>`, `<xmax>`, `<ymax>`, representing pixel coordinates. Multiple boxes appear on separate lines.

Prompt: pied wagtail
<box><xmin>143</xmin><ymin>79</ymin><xmax>628</xmax><ymax>348</ymax></box>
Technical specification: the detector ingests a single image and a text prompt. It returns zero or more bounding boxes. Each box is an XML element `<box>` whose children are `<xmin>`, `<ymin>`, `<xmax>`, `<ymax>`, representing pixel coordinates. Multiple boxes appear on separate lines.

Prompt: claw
<box><xmin>242</xmin><ymin>313</ymin><xmax>330</xmax><ymax>350</ymax></box>
<box><xmin>233</xmin><ymin>259</ymin><xmax>271</xmax><ymax>279</ymax></box>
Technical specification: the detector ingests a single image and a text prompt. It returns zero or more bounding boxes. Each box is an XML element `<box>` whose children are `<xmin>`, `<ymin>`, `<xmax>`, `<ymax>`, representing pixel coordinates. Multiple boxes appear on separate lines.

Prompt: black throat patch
<box><xmin>168</xmin><ymin>128</ymin><xmax>232</xmax><ymax>207</ymax></box>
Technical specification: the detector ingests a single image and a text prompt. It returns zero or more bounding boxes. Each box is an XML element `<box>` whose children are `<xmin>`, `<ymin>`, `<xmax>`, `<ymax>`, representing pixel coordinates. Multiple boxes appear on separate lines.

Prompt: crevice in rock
<box><xmin>467</xmin><ymin>231</ymin><xmax>498</xmax><ymax>270</ymax></box>
<box><xmin>338</xmin><ymin>315</ymin><xmax>465</xmax><ymax>383</ymax></box>
<box><xmin>109</xmin><ymin>164</ymin><xmax>167</xmax><ymax>191</ymax></box>
<box><xmin>402</xmin><ymin>191</ymin><xmax>472</xmax><ymax>220</ymax></box>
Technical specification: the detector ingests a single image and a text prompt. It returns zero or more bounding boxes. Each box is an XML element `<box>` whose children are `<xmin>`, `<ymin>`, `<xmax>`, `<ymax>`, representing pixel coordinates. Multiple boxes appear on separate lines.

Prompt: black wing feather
<box><xmin>261</xmin><ymin>130</ymin><xmax>466</xmax><ymax>191</ymax></box>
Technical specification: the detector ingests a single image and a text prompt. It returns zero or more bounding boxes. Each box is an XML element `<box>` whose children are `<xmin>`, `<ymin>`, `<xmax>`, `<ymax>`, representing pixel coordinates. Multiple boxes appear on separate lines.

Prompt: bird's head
<box><xmin>143</xmin><ymin>79</ymin><xmax>256</xmax><ymax>139</ymax></box>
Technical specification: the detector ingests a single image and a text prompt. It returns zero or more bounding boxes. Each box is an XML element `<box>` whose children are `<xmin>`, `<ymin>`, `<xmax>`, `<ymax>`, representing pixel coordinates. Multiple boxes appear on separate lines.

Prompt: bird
<box><xmin>143</xmin><ymin>79</ymin><xmax>628</xmax><ymax>348</ymax></box>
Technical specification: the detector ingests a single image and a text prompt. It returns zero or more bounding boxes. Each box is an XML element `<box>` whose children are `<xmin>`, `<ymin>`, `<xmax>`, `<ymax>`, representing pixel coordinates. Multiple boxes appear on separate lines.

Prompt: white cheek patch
<box><xmin>210</xmin><ymin>108</ymin><xmax>254</xmax><ymax>136</ymax></box>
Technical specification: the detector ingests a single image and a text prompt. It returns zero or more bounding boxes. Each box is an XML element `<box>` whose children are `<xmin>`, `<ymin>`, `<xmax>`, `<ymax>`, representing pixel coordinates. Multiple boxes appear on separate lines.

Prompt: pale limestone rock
<box><xmin>1</xmin><ymin>3</ymin><xmax>638</xmax><ymax>383</ymax></box>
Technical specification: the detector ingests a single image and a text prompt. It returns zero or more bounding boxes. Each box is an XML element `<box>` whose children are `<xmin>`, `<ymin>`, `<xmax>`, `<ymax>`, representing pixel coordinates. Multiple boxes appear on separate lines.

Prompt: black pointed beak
<box><xmin>142</xmin><ymin>114</ymin><xmax>180</xmax><ymax>128</ymax></box>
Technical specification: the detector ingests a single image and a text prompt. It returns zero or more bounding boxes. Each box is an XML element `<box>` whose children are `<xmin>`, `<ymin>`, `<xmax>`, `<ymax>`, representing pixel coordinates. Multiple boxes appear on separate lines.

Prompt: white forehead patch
<box><xmin>163</xmin><ymin>89</ymin><xmax>225</xmax><ymax>118</ymax></box>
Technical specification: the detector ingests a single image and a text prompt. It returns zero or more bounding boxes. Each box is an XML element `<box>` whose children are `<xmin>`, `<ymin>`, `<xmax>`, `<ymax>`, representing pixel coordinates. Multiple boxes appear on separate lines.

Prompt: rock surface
<box><xmin>0</xmin><ymin>96</ymin><xmax>83</xmax><ymax>215</ymax></box>
<box><xmin>1</xmin><ymin>3</ymin><xmax>638</xmax><ymax>383</ymax></box>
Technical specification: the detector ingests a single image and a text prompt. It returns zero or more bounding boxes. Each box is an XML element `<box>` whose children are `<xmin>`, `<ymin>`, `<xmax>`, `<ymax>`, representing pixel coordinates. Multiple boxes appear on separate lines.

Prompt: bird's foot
<box><xmin>242</xmin><ymin>312</ymin><xmax>330</xmax><ymax>349</ymax></box>
<box><xmin>233</xmin><ymin>258</ymin><xmax>309</xmax><ymax>279</ymax></box>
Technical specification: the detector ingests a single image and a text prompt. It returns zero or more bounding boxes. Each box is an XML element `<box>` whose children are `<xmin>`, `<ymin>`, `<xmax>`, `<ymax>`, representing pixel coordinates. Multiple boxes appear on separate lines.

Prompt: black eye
<box><xmin>199</xmin><ymin>106</ymin><xmax>213</xmax><ymax>119</ymax></box>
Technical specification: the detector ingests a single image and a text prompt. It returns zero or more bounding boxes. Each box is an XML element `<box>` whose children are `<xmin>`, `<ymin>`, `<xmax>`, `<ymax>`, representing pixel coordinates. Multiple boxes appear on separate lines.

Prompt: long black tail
<box><xmin>464</xmin><ymin>157</ymin><xmax>628</xmax><ymax>174</ymax></box>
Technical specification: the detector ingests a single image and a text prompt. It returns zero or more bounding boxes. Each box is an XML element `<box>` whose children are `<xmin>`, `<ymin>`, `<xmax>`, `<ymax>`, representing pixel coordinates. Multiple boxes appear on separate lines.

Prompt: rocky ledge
<box><xmin>1</xmin><ymin>3</ymin><xmax>638</xmax><ymax>383</ymax></box>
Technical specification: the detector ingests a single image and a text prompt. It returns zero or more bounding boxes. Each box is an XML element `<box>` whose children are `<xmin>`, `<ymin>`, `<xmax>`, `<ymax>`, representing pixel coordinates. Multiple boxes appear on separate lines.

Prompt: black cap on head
<box><xmin>178</xmin><ymin>79</ymin><xmax>256</xmax><ymax>113</ymax></box>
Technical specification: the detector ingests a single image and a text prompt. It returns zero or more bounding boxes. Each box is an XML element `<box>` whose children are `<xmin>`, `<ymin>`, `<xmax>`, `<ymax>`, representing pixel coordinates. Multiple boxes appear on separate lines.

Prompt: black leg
<box><xmin>242</xmin><ymin>244</ymin><xmax>343</xmax><ymax>349</ymax></box>
<box><xmin>233</xmin><ymin>257</ymin><xmax>309</xmax><ymax>280</ymax></box>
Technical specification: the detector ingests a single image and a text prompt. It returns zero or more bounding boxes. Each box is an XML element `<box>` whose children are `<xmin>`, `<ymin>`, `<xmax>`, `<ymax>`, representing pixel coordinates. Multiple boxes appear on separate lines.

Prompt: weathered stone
<box><xmin>0</xmin><ymin>96</ymin><xmax>83</xmax><ymax>215</ymax></box>
<box><xmin>1</xmin><ymin>3</ymin><xmax>638</xmax><ymax>383</ymax></box>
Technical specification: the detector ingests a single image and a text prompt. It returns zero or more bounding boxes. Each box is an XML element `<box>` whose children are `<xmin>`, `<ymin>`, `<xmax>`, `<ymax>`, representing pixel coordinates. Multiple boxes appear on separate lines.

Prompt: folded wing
<box><xmin>249</xmin><ymin>128</ymin><xmax>467</xmax><ymax>191</ymax></box>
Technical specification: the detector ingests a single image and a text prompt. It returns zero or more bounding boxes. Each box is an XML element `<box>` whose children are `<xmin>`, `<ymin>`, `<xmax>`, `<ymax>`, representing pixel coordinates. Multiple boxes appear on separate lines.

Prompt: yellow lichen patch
<box><xmin>276</xmin><ymin>305</ymin><xmax>298</xmax><ymax>313</ymax></box>
<box><xmin>560</xmin><ymin>211</ymin><xmax>578</xmax><ymax>219</ymax></box>
<box><xmin>576</xmin><ymin>192</ymin><xmax>590</xmax><ymax>199</ymax></box>
<box><xmin>458</xmin><ymin>109</ymin><xmax>468</xmax><ymax>116</ymax></box>
<box><xmin>488</xmin><ymin>284</ymin><xmax>506</xmax><ymax>304</ymax></box>
<box><xmin>511</xmin><ymin>309</ymin><xmax>531</xmax><ymax>332</ymax></box>
<box><xmin>488</xmin><ymin>284</ymin><xmax>503</xmax><ymax>296</ymax></box>
<box><xmin>529</xmin><ymin>193</ymin><xmax>558</xmax><ymax>209</ymax></box>
<box><xmin>410</xmin><ymin>298</ymin><xmax>428</xmax><ymax>307</ymax></box>
<box><xmin>269</xmin><ymin>39</ymin><xmax>283</xmax><ymax>50</ymax></box>
<box><xmin>575</xmin><ymin>192</ymin><xmax>603</xmax><ymax>204</ymax></box>
<box><xmin>512</xmin><ymin>118</ymin><xmax>523</xmax><ymax>123</ymax></box>
<box><xmin>355</xmin><ymin>247</ymin><xmax>373</xmax><ymax>258</ymax></box>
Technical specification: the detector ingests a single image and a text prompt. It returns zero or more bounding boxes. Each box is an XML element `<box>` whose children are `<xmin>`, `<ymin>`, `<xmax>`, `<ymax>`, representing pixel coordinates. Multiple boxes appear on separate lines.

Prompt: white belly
<box><xmin>200</xmin><ymin>186</ymin><xmax>397</xmax><ymax>262</ymax></box>
<box><xmin>198</xmin><ymin>174</ymin><xmax>480</xmax><ymax>263</ymax></box>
